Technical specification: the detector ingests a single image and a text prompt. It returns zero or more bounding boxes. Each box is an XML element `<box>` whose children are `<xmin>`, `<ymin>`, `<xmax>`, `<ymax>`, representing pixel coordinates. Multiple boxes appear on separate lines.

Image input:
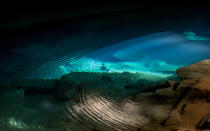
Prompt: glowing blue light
<box><xmin>28</xmin><ymin>32</ymin><xmax>210</xmax><ymax>79</ymax></box>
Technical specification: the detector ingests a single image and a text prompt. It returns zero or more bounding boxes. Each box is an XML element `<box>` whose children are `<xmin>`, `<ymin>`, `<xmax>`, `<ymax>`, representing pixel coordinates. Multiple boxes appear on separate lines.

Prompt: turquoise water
<box><xmin>28</xmin><ymin>32</ymin><xmax>210</xmax><ymax>79</ymax></box>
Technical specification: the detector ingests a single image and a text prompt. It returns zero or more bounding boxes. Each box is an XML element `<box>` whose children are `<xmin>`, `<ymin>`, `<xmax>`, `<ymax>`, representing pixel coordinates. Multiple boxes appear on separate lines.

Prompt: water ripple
<box><xmin>66</xmin><ymin>88</ymin><xmax>149</xmax><ymax>131</ymax></box>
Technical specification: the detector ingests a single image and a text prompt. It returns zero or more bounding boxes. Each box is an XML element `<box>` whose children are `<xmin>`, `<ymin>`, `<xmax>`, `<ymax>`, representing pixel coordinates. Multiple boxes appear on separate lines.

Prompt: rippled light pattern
<box><xmin>28</xmin><ymin>32</ymin><xmax>210</xmax><ymax>79</ymax></box>
<box><xmin>67</xmin><ymin>95</ymin><xmax>149</xmax><ymax>130</ymax></box>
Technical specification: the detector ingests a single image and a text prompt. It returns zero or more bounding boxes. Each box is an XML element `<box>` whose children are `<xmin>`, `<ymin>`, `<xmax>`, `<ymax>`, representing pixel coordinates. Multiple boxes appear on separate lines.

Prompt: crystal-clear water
<box><xmin>28</xmin><ymin>32</ymin><xmax>210</xmax><ymax>79</ymax></box>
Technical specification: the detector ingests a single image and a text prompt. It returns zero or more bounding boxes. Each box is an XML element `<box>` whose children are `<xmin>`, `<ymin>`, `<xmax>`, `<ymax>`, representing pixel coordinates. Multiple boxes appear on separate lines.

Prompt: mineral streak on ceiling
<box><xmin>28</xmin><ymin>32</ymin><xmax>210</xmax><ymax>79</ymax></box>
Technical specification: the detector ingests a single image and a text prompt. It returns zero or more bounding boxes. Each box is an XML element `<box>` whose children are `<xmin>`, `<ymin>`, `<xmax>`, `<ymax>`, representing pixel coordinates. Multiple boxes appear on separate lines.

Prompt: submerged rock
<box><xmin>142</xmin><ymin>59</ymin><xmax>210</xmax><ymax>130</ymax></box>
<box><xmin>177</xmin><ymin>59</ymin><xmax>210</xmax><ymax>80</ymax></box>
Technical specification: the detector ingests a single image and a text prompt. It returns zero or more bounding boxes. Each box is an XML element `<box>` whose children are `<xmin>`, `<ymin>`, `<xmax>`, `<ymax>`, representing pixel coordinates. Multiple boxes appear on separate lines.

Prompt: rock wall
<box><xmin>142</xmin><ymin>60</ymin><xmax>210</xmax><ymax>131</ymax></box>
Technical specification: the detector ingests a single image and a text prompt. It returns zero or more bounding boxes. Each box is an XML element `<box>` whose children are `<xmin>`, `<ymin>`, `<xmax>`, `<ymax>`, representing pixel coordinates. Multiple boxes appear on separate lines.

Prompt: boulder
<box><xmin>142</xmin><ymin>59</ymin><xmax>210</xmax><ymax>130</ymax></box>
<box><xmin>164</xmin><ymin>59</ymin><xmax>210</xmax><ymax>130</ymax></box>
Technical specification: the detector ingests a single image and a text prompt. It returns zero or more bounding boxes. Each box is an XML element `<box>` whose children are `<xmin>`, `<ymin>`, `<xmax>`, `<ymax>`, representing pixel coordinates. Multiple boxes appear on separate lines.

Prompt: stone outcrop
<box><xmin>142</xmin><ymin>59</ymin><xmax>210</xmax><ymax>131</ymax></box>
<box><xmin>177</xmin><ymin>59</ymin><xmax>210</xmax><ymax>80</ymax></box>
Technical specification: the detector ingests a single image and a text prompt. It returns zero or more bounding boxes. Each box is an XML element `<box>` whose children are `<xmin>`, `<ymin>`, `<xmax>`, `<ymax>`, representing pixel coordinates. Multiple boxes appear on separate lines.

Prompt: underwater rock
<box><xmin>176</xmin><ymin>59</ymin><xmax>210</xmax><ymax>93</ymax></box>
<box><xmin>53</xmin><ymin>72</ymin><xmax>141</xmax><ymax>101</ymax></box>
<box><xmin>177</xmin><ymin>59</ymin><xmax>210</xmax><ymax>80</ymax></box>
<box><xmin>155</xmin><ymin>82</ymin><xmax>179</xmax><ymax>98</ymax></box>
<box><xmin>141</xmin><ymin>59</ymin><xmax>210</xmax><ymax>130</ymax></box>
<box><xmin>160</xmin><ymin>59</ymin><xmax>210</xmax><ymax>130</ymax></box>
<box><xmin>164</xmin><ymin>90</ymin><xmax>210</xmax><ymax>130</ymax></box>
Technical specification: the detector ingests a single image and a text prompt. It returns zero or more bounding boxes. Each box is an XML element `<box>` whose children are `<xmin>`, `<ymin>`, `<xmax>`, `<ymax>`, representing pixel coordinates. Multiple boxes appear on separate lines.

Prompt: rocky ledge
<box><xmin>142</xmin><ymin>59</ymin><xmax>210</xmax><ymax>131</ymax></box>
